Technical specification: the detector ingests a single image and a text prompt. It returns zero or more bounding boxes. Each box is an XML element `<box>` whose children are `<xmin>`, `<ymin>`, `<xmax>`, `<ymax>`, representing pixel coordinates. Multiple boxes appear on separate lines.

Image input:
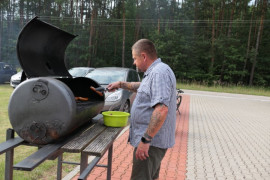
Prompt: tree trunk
<box><xmin>7</xmin><ymin>0</ymin><xmax>11</xmax><ymax>59</ymax></box>
<box><xmin>76</xmin><ymin>0</ymin><xmax>79</xmax><ymax>21</ymax></box>
<box><xmin>134</xmin><ymin>0</ymin><xmax>141</xmax><ymax>41</ymax></box>
<box><xmin>181</xmin><ymin>0</ymin><xmax>184</xmax><ymax>8</ymax></box>
<box><xmin>114</xmin><ymin>0</ymin><xmax>119</xmax><ymax>57</ymax></box>
<box><xmin>252</xmin><ymin>0</ymin><xmax>260</xmax><ymax>45</ymax></box>
<box><xmin>157</xmin><ymin>19</ymin><xmax>160</xmax><ymax>35</ymax></box>
<box><xmin>80</xmin><ymin>0</ymin><xmax>84</xmax><ymax>24</ymax></box>
<box><xmin>242</xmin><ymin>0</ymin><xmax>256</xmax><ymax>81</ymax></box>
<box><xmin>194</xmin><ymin>0</ymin><xmax>198</xmax><ymax>35</ymax></box>
<box><xmin>0</xmin><ymin>8</ymin><xmax>2</xmax><ymax>62</ymax></box>
<box><xmin>38</xmin><ymin>0</ymin><xmax>41</xmax><ymax>15</ymax></box>
<box><xmin>134</xmin><ymin>18</ymin><xmax>141</xmax><ymax>41</ymax></box>
<box><xmin>249</xmin><ymin>0</ymin><xmax>267</xmax><ymax>86</ymax></box>
<box><xmin>101</xmin><ymin>0</ymin><xmax>106</xmax><ymax>17</ymax></box>
<box><xmin>220</xmin><ymin>0</ymin><xmax>236</xmax><ymax>82</ymax></box>
<box><xmin>170</xmin><ymin>0</ymin><xmax>176</xmax><ymax>30</ymax></box>
<box><xmin>87</xmin><ymin>5</ymin><xmax>95</xmax><ymax>67</ymax></box>
<box><xmin>157</xmin><ymin>1</ymin><xmax>160</xmax><ymax>35</ymax></box>
<box><xmin>58</xmin><ymin>3</ymin><xmax>62</xmax><ymax>17</ymax></box>
<box><xmin>11</xmin><ymin>0</ymin><xmax>15</xmax><ymax>22</ymax></box>
<box><xmin>217</xmin><ymin>0</ymin><xmax>225</xmax><ymax>37</ymax></box>
<box><xmin>19</xmin><ymin>0</ymin><xmax>24</xmax><ymax>27</ymax></box>
<box><xmin>210</xmin><ymin>4</ymin><xmax>215</xmax><ymax>69</ymax></box>
<box><xmin>70</xmin><ymin>0</ymin><xmax>74</xmax><ymax>17</ymax></box>
<box><xmin>227</xmin><ymin>0</ymin><xmax>236</xmax><ymax>38</ymax></box>
<box><xmin>93</xmin><ymin>25</ymin><xmax>98</xmax><ymax>59</ymax></box>
<box><xmin>114</xmin><ymin>29</ymin><xmax>119</xmax><ymax>57</ymax></box>
<box><xmin>121</xmin><ymin>0</ymin><xmax>126</xmax><ymax>67</ymax></box>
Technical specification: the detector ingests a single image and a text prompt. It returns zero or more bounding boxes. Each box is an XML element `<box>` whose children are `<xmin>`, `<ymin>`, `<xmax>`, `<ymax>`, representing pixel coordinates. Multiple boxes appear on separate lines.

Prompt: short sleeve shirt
<box><xmin>129</xmin><ymin>58</ymin><xmax>177</xmax><ymax>148</ymax></box>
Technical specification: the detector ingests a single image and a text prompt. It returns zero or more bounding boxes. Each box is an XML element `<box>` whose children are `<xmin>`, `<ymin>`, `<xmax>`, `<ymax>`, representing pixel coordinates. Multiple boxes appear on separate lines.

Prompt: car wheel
<box><xmin>122</xmin><ymin>100</ymin><xmax>130</xmax><ymax>113</ymax></box>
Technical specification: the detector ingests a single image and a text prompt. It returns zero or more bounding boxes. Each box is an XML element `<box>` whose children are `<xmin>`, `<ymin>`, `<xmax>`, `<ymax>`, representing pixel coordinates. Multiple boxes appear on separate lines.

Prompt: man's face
<box><xmin>132</xmin><ymin>50</ymin><xmax>146</xmax><ymax>72</ymax></box>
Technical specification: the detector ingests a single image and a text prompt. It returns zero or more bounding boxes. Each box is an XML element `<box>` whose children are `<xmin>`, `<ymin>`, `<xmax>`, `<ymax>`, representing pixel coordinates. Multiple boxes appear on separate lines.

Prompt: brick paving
<box><xmin>185</xmin><ymin>90</ymin><xmax>270</xmax><ymax>180</ymax></box>
<box><xmin>72</xmin><ymin>95</ymin><xmax>190</xmax><ymax>180</ymax></box>
<box><xmin>70</xmin><ymin>90</ymin><xmax>270</xmax><ymax>180</ymax></box>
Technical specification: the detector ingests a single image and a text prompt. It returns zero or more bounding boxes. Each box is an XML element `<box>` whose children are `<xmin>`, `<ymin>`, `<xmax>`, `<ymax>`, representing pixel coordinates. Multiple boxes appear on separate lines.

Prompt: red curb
<box><xmin>72</xmin><ymin>94</ymin><xmax>190</xmax><ymax>180</ymax></box>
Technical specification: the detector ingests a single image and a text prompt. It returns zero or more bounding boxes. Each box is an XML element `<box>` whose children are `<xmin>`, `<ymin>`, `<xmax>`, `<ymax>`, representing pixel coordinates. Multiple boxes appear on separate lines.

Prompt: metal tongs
<box><xmin>90</xmin><ymin>86</ymin><xmax>118</xmax><ymax>96</ymax></box>
<box><xmin>94</xmin><ymin>87</ymin><xmax>108</xmax><ymax>92</ymax></box>
<box><xmin>90</xmin><ymin>86</ymin><xmax>108</xmax><ymax>96</ymax></box>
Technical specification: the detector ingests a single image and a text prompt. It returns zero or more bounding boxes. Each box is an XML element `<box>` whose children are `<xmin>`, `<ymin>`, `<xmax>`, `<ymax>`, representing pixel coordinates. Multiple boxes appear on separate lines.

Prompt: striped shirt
<box><xmin>129</xmin><ymin>58</ymin><xmax>177</xmax><ymax>148</ymax></box>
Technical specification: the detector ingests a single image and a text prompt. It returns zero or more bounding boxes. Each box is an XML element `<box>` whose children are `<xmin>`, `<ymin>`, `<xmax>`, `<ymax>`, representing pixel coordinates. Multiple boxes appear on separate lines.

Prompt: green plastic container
<box><xmin>102</xmin><ymin>111</ymin><xmax>130</xmax><ymax>127</ymax></box>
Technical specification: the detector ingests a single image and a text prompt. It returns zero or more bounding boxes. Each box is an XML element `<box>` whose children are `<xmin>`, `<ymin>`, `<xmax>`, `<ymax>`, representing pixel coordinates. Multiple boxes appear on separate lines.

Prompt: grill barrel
<box><xmin>8</xmin><ymin>17</ymin><xmax>104</xmax><ymax>145</ymax></box>
<box><xmin>9</xmin><ymin>77</ymin><xmax>104</xmax><ymax>144</ymax></box>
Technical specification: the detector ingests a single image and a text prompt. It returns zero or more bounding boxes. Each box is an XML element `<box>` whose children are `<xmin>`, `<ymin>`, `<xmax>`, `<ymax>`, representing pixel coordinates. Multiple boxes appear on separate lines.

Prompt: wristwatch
<box><xmin>141</xmin><ymin>136</ymin><xmax>151</xmax><ymax>144</ymax></box>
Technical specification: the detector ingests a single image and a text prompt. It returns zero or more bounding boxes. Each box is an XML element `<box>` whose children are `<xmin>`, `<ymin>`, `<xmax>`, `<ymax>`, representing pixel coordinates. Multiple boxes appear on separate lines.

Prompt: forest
<box><xmin>0</xmin><ymin>0</ymin><xmax>269</xmax><ymax>86</ymax></box>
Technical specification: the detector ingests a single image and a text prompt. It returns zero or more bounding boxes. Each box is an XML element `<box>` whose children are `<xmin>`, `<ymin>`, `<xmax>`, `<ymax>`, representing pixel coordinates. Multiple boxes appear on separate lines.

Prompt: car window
<box><xmin>134</xmin><ymin>71</ymin><xmax>140</xmax><ymax>82</ymax></box>
<box><xmin>86</xmin><ymin>70</ymin><xmax>126</xmax><ymax>85</ymax></box>
<box><xmin>125</xmin><ymin>70</ymin><xmax>139</xmax><ymax>82</ymax></box>
<box><xmin>69</xmin><ymin>68</ymin><xmax>89</xmax><ymax>77</ymax></box>
<box><xmin>4</xmin><ymin>65</ymin><xmax>11</xmax><ymax>70</ymax></box>
<box><xmin>127</xmin><ymin>71</ymin><xmax>133</xmax><ymax>82</ymax></box>
<box><xmin>130</xmin><ymin>70</ymin><xmax>139</xmax><ymax>82</ymax></box>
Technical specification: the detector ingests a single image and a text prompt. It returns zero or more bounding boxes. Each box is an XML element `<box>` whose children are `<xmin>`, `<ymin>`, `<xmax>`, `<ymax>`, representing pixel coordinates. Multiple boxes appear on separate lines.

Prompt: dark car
<box><xmin>86</xmin><ymin>67</ymin><xmax>140</xmax><ymax>112</ymax></box>
<box><xmin>0</xmin><ymin>62</ymin><xmax>17</xmax><ymax>84</ymax></box>
<box><xmin>68</xmin><ymin>67</ymin><xmax>94</xmax><ymax>77</ymax></box>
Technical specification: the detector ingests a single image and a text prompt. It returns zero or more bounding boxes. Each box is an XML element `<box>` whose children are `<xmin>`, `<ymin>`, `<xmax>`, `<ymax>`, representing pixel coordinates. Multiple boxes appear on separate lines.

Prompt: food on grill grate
<box><xmin>75</xmin><ymin>97</ymin><xmax>89</xmax><ymax>101</ymax></box>
<box><xmin>90</xmin><ymin>86</ymin><xmax>104</xmax><ymax>96</ymax></box>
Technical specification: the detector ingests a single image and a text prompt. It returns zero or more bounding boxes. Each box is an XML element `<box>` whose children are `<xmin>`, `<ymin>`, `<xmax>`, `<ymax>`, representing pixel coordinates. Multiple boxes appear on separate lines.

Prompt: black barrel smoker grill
<box><xmin>8</xmin><ymin>17</ymin><xmax>104</xmax><ymax>145</ymax></box>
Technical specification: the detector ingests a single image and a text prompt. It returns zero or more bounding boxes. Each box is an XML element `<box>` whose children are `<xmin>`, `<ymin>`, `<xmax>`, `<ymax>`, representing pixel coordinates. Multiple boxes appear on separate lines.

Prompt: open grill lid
<box><xmin>16</xmin><ymin>17</ymin><xmax>76</xmax><ymax>78</ymax></box>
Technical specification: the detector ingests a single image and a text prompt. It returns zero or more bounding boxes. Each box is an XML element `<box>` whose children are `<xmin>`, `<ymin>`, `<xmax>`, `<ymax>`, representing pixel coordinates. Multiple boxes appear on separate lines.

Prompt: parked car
<box><xmin>9</xmin><ymin>67</ymin><xmax>94</xmax><ymax>88</ymax></box>
<box><xmin>68</xmin><ymin>67</ymin><xmax>94</xmax><ymax>77</ymax></box>
<box><xmin>0</xmin><ymin>62</ymin><xmax>17</xmax><ymax>84</ymax></box>
<box><xmin>10</xmin><ymin>71</ymin><xmax>23</xmax><ymax>88</ymax></box>
<box><xmin>85</xmin><ymin>67</ymin><xmax>140</xmax><ymax>112</ymax></box>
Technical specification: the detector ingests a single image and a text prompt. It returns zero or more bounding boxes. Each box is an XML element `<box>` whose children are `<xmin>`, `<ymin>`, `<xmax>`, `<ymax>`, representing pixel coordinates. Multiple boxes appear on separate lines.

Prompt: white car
<box><xmin>68</xmin><ymin>67</ymin><xmax>94</xmax><ymax>77</ymax></box>
<box><xmin>86</xmin><ymin>67</ymin><xmax>140</xmax><ymax>112</ymax></box>
<box><xmin>10</xmin><ymin>71</ymin><xmax>23</xmax><ymax>88</ymax></box>
<box><xmin>10</xmin><ymin>67</ymin><xmax>94</xmax><ymax>88</ymax></box>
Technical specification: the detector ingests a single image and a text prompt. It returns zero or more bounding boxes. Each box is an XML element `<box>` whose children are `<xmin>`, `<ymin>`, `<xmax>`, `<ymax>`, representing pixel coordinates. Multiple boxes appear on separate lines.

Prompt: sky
<box><xmin>249</xmin><ymin>0</ymin><xmax>255</xmax><ymax>5</ymax></box>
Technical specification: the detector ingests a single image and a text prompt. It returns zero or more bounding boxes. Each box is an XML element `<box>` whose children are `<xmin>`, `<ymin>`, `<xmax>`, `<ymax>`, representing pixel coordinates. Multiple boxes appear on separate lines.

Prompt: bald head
<box><xmin>131</xmin><ymin>39</ymin><xmax>157</xmax><ymax>60</ymax></box>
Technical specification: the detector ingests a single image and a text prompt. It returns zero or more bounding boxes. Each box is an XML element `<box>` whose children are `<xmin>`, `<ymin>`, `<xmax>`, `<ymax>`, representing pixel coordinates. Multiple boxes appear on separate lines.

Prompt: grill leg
<box><xmin>57</xmin><ymin>153</ymin><xmax>63</xmax><ymax>180</ymax></box>
<box><xmin>80</xmin><ymin>152</ymin><xmax>88</xmax><ymax>173</ymax></box>
<box><xmin>5</xmin><ymin>129</ymin><xmax>14</xmax><ymax>180</ymax></box>
<box><xmin>107</xmin><ymin>144</ymin><xmax>113</xmax><ymax>180</ymax></box>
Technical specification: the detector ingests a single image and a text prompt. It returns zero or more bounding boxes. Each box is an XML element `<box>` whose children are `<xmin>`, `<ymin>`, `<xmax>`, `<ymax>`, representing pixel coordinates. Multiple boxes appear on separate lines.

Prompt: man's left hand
<box><xmin>136</xmin><ymin>142</ymin><xmax>150</xmax><ymax>160</ymax></box>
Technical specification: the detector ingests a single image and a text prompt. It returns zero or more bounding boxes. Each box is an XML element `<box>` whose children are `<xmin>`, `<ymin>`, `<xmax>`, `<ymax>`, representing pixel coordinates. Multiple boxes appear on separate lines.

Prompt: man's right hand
<box><xmin>107</xmin><ymin>81</ymin><xmax>121</xmax><ymax>92</ymax></box>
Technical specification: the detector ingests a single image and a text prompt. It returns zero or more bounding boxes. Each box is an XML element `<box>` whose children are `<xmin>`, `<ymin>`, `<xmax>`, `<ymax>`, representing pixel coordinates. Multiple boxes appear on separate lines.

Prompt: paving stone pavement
<box><xmin>70</xmin><ymin>90</ymin><xmax>270</xmax><ymax>180</ymax></box>
<box><xmin>185</xmin><ymin>90</ymin><xmax>270</xmax><ymax>180</ymax></box>
<box><xmin>71</xmin><ymin>95</ymin><xmax>189</xmax><ymax>180</ymax></box>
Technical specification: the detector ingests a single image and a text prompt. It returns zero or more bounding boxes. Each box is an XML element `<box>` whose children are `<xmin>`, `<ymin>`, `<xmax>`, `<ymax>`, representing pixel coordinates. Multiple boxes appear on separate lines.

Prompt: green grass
<box><xmin>0</xmin><ymin>84</ymin><xmax>80</xmax><ymax>179</ymax></box>
<box><xmin>0</xmin><ymin>84</ymin><xmax>13</xmax><ymax>142</ymax></box>
<box><xmin>177</xmin><ymin>82</ymin><xmax>270</xmax><ymax>97</ymax></box>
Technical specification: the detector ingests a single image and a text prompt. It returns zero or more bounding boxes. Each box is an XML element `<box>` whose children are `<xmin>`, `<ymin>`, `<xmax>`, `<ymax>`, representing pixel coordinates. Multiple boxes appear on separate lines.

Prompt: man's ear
<box><xmin>141</xmin><ymin>53</ymin><xmax>146</xmax><ymax>62</ymax></box>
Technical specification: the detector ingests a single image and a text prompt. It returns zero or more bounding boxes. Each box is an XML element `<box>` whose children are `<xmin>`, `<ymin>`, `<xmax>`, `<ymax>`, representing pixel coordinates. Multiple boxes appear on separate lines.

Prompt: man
<box><xmin>107</xmin><ymin>39</ymin><xmax>176</xmax><ymax>180</ymax></box>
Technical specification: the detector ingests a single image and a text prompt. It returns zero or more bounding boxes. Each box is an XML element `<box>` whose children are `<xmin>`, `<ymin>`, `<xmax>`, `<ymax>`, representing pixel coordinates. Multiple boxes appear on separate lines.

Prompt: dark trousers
<box><xmin>131</xmin><ymin>146</ymin><xmax>167</xmax><ymax>180</ymax></box>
